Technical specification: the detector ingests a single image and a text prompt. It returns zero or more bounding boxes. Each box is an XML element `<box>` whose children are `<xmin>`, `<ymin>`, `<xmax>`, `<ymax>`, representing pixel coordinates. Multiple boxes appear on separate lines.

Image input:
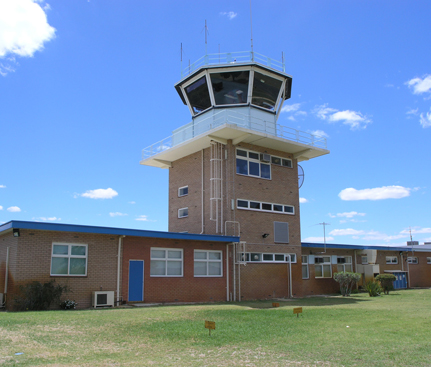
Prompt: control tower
<box><xmin>141</xmin><ymin>51</ymin><xmax>329</xmax><ymax>299</ymax></box>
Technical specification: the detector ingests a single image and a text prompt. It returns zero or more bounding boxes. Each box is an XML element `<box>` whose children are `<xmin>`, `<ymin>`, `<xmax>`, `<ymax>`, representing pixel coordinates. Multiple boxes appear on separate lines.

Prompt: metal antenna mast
<box><xmin>250</xmin><ymin>0</ymin><xmax>254</xmax><ymax>61</ymax></box>
<box><xmin>319</xmin><ymin>222</ymin><xmax>330</xmax><ymax>253</ymax></box>
<box><xmin>204</xmin><ymin>20</ymin><xmax>209</xmax><ymax>55</ymax></box>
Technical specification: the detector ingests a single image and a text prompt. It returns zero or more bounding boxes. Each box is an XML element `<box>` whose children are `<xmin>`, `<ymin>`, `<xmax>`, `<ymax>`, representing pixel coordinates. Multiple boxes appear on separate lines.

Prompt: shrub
<box><xmin>60</xmin><ymin>299</ymin><xmax>77</xmax><ymax>310</ymax></box>
<box><xmin>375</xmin><ymin>274</ymin><xmax>396</xmax><ymax>295</ymax></box>
<box><xmin>333</xmin><ymin>272</ymin><xmax>362</xmax><ymax>296</ymax></box>
<box><xmin>365</xmin><ymin>280</ymin><xmax>382</xmax><ymax>297</ymax></box>
<box><xmin>15</xmin><ymin>280</ymin><xmax>70</xmax><ymax>311</ymax></box>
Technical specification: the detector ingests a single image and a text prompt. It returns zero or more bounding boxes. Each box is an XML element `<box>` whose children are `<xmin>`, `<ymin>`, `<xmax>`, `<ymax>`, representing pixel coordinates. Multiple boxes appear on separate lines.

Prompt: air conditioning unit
<box><xmin>260</xmin><ymin>153</ymin><xmax>271</xmax><ymax>163</ymax></box>
<box><xmin>92</xmin><ymin>291</ymin><xmax>115</xmax><ymax>308</ymax></box>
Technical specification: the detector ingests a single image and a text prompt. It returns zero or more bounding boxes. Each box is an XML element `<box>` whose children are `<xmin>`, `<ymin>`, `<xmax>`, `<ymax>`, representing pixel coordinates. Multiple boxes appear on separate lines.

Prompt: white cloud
<box><xmin>406</xmin><ymin>75</ymin><xmax>431</xmax><ymax>95</ymax></box>
<box><xmin>135</xmin><ymin>215</ymin><xmax>154</xmax><ymax>222</ymax></box>
<box><xmin>299</xmin><ymin>197</ymin><xmax>308</xmax><ymax>204</ymax></box>
<box><xmin>419</xmin><ymin>108</ymin><xmax>431</xmax><ymax>128</ymax></box>
<box><xmin>302</xmin><ymin>236</ymin><xmax>334</xmax><ymax>242</ymax></box>
<box><xmin>0</xmin><ymin>0</ymin><xmax>56</xmax><ymax>60</ymax></box>
<box><xmin>7</xmin><ymin>206</ymin><xmax>21</xmax><ymax>212</ymax></box>
<box><xmin>329</xmin><ymin>228</ymin><xmax>365</xmax><ymax>236</ymax></box>
<box><xmin>109</xmin><ymin>212</ymin><xmax>127</xmax><ymax>217</ymax></box>
<box><xmin>329</xmin><ymin>211</ymin><xmax>366</xmax><ymax>219</ymax></box>
<box><xmin>81</xmin><ymin>188</ymin><xmax>118</xmax><ymax>199</ymax></box>
<box><xmin>339</xmin><ymin>185</ymin><xmax>410</xmax><ymax>201</ymax></box>
<box><xmin>220</xmin><ymin>11</ymin><xmax>237</xmax><ymax>20</ymax></box>
<box><xmin>314</xmin><ymin>104</ymin><xmax>371</xmax><ymax>130</ymax></box>
<box><xmin>34</xmin><ymin>217</ymin><xmax>60</xmax><ymax>221</ymax></box>
<box><xmin>281</xmin><ymin>103</ymin><xmax>301</xmax><ymax>113</ymax></box>
<box><xmin>406</xmin><ymin>108</ymin><xmax>419</xmax><ymax>116</ymax></box>
<box><xmin>0</xmin><ymin>184</ymin><xmax>5</xmax><ymax>188</ymax></box>
<box><xmin>400</xmin><ymin>227</ymin><xmax>431</xmax><ymax>235</ymax></box>
<box><xmin>310</xmin><ymin>130</ymin><xmax>329</xmax><ymax>138</ymax></box>
<box><xmin>129</xmin><ymin>201</ymin><xmax>136</xmax><ymax>204</ymax></box>
<box><xmin>0</xmin><ymin>206</ymin><xmax>3</xmax><ymax>210</ymax></box>
<box><xmin>362</xmin><ymin>232</ymin><xmax>406</xmax><ymax>242</ymax></box>
<box><xmin>329</xmin><ymin>227</ymin><xmax>410</xmax><ymax>243</ymax></box>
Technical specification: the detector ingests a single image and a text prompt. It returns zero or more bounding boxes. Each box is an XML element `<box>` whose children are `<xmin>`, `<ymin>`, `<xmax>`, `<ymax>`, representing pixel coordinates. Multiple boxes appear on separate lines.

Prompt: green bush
<box><xmin>375</xmin><ymin>274</ymin><xmax>396</xmax><ymax>295</ymax></box>
<box><xmin>60</xmin><ymin>299</ymin><xmax>77</xmax><ymax>310</ymax></box>
<box><xmin>333</xmin><ymin>272</ymin><xmax>362</xmax><ymax>296</ymax></box>
<box><xmin>365</xmin><ymin>280</ymin><xmax>382</xmax><ymax>297</ymax></box>
<box><xmin>15</xmin><ymin>280</ymin><xmax>70</xmax><ymax>311</ymax></box>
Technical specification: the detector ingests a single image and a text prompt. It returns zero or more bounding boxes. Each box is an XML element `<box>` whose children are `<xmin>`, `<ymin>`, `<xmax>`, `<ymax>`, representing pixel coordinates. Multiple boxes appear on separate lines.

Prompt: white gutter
<box><xmin>233</xmin><ymin>243</ymin><xmax>236</xmax><ymax>301</ymax></box>
<box><xmin>1</xmin><ymin>247</ymin><xmax>10</xmax><ymax>308</ymax></box>
<box><xmin>200</xmin><ymin>149</ymin><xmax>205</xmax><ymax>234</ymax></box>
<box><xmin>4</xmin><ymin>247</ymin><xmax>9</xmax><ymax>294</ymax></box>
<box><xmin>226</xmin><ymin>244</ymin><xmax>229</xmax><ymax>301</ymax></box>
<box><xmin>117</xmin><ymin>236</ymin><xmax>125</xmax><ymax>306</ymax></box>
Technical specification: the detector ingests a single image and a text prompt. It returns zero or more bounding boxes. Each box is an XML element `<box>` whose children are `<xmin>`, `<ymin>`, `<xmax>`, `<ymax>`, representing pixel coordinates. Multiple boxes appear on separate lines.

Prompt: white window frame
<box><xmin>407</xmin><ymin>256</ymin><xmax>418</xmax><ymax>264</ymax></box>
<box><xmin>150</xmin><ymin>248</ymin><xmax>183</xmax><ymax>277</ymax></box>
<box><xmin>244</xmin><ymin>252</ymin><xmax>296</xmax><ymax>263</ymax></box>
<box><xmin>271</xmin><ymin>155</ymin><xmax>293</xmax><ymax>168</ymax></box>
<box><xmin>337</xmin><ymin>256</ymin><xmax>353</xmax><ymax>272</ymax></box>
<box><xmin>362</xmin><ymin>256</ymin><xmax>368</xmax><ymax>264</ymax></box>
<box><xmin>178</xmin><ymin>186</ymin><xmax>188</xmax><ymax>197</ymax></box>
<box><xmin>314</xmin><ymin>256</ymin><xmax>332</xmax><ymax>278</ymax></box>
<box><xmin>236</xmin><ymin>148</ymin><xmax>271</xmax><ymax>180</ymax></box>
<box><xmin>237</xmin><ymin>199</ymin><xmax>294</xmax><ymax>215</ymax></box>
<box><xmin>386</xmin><ymin>256</ymin><xmax>398</xmax><ymax>264</ymax></box>
<box><xmin>178</xmin><ymin>207</ymin><xmax>188</xmax><ymax>218</ymax></box>
<box><xmin>50</xmin><ymin>243</ymin><xmax>88</xmax><ymax>277</ymax></box>
<box><xmin>302</xmin><ymin>255</ymin><xmax>309</xmax><ymax>279</ymax></box>
<box><xmin>194</xmin><ymin>250</ymin><xmax>223</xmax><ymax>277</ymax></box>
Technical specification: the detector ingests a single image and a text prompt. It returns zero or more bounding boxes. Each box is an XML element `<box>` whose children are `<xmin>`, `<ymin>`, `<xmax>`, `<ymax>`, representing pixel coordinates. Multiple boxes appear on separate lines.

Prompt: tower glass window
<box><xmin>210</xmin><ymin>70</ymin><xmax>249</xmax><ymax>105</ymax></box>
<box><xmin>184</xmin><ymin>76</ymin><xmax>211</xmax><ymax>114</ymax></box>
<box><xmin>251</xmin><ymin>72</ymin><xmax>283</xmax><ymax>111</ymax></box>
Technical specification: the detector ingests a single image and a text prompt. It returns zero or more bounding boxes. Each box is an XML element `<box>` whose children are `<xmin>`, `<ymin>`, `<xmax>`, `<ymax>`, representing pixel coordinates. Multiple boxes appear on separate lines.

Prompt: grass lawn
<box><xmin>1</xmin><ymin>289</ymin><xmax>431</xmax><ymax>366</ymax></box>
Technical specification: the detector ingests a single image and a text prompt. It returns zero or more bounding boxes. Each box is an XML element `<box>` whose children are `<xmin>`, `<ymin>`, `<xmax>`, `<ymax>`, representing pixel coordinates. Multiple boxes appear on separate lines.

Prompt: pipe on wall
<box><xmin>200</xmin><ymin>149</ymin><xmax>205</xmax><ymax>234</ymax></box>
<box><xmin>117</xmin><ymin>236</ymin><xmax>125</xmax><ymax>305</ymax></box>
<box><xmin>226</xmin><ymin>243</ymin><xmax>229</xmax><ymax>301</ymax></box>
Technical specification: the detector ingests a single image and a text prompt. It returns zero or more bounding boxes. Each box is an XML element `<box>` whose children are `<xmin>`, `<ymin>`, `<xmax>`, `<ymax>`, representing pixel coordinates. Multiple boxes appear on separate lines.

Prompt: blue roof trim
<box><xmin>0</xmin><ymin>221</ymin><xmax>239</xmax><ymax>243</ymax></box>
<box><xmin>301</xmin><ymin>242</ymin><xmax>412</xmax><ymax>252</ymax></box>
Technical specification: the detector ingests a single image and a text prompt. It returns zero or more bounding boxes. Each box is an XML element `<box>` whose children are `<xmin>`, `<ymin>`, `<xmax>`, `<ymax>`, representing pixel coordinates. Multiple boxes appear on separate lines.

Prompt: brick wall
<box><xmin>122</xmin><ymin>236</ymin><xmax>232</xmax><ymax>303</ymax></box>
<box><xmin>2</xmin><ymin>229</ymin><xmax>119</xmax><ymax>310</ymax></box>
<box><xmin>168</xmin><ymin>141</ymin><xmax>303</xmax><ymax>300</ymax></box>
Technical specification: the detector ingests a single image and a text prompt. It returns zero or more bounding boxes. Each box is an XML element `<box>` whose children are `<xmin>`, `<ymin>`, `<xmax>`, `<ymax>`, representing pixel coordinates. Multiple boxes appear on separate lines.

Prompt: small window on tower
<box><xmin>178</xmin><ymin>207</ymin><xmax>188</xmax><ymax>218</ymax></box>
<box><xmin>178</xmin><ymin>186</ymin><xmax>188</xmax><ymax>197</ymax></box>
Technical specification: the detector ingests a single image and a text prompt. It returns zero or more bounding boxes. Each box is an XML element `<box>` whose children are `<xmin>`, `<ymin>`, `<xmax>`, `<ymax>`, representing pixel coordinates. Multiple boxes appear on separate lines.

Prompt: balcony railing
<box><xmin>181</xmin><ymin>51</ymin><xmax>286</xmax><ymax>78</ymax></box>
<box><xmin>141</xmin><ymin>109</ymin><xmax>327</xmax><ymax>161</ymax></box>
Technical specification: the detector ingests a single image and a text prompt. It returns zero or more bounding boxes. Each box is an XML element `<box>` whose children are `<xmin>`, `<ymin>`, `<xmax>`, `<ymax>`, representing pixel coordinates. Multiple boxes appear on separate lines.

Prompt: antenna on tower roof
<box><xmin>250</xmin><ymin>0</ymin><xmax>254</xmax><ymax>61</ymax></box>
<box><xmin>202</xmin><ymin>19</ymin><xmax>209</xmax><ymax>56</ymax></box>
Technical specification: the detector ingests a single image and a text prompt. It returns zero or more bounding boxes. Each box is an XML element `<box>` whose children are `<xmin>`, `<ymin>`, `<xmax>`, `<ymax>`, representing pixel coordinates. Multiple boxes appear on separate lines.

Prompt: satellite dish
<box><xmin>298</xmin><ymin>164</ymin><xmax>304</xmax><ymax>189</ymax></box>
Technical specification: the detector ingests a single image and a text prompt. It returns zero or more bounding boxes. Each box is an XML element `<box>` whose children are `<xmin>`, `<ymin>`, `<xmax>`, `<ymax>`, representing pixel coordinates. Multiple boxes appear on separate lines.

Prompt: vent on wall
<box><xmin>260</xmin><ymin>153</ymin><xmax>271</xmax><ymax>163</ymax></box>
<box><xmin>274</xmin><ymin>222</ymin><xmax>289</xmax><ymax>243</ymax></box>
<box><xmin>92</xmin><ymin>291</ymin><xmax>114</xmax><ymax>308</ymax></box>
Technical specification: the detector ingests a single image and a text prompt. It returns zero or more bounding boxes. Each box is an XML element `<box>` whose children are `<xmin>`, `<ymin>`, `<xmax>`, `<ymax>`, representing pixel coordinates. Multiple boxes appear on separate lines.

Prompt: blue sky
<box><xmin>1</xmin><ymin>0</ymin><xmax>430</xmax><ymax>246</ymax></box>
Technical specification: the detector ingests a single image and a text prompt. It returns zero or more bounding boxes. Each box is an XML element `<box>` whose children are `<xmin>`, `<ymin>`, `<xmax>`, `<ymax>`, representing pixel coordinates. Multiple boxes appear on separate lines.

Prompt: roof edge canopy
<box><xmin>0</xmin><ymin>220</ymin><xmax>239</xmax><ymax>243</ymax></box>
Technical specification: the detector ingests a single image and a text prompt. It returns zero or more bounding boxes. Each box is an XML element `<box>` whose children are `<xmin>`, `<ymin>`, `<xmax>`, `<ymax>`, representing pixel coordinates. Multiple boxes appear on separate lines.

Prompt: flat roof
<box><xmin>301</xmin><ymin>242</ymin><xmax>419</xmax><ymax>252</ymax></box>
<box><xmin>0</xmin><ymin>220</ymin><xmax>239</xmax><ymax>243</ymax></box>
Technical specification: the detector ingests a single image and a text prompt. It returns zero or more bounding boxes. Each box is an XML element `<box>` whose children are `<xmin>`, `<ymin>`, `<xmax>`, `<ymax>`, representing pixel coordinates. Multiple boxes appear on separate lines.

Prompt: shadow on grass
<box><xmin>235</xmin><ymin>295</ymin><xmax>372</xmax><ymax>309</ymax></box>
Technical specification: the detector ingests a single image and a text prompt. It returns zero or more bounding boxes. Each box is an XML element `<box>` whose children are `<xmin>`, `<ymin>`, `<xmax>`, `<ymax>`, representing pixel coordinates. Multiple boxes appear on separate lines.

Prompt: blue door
<box><xmin>393</xmin><ymin>272</ymin><xmax>407</xmax><ymax>289</ymax></box>
<box><xmin>129</xmin><ymin>260</ymin><xmax>144</xmax><ymax>301</ymax></box>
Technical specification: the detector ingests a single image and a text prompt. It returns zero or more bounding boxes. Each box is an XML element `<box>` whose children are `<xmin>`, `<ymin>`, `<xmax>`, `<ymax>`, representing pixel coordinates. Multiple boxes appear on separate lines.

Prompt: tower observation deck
<box><xmin>141</xmin><ymin>51</ymin><xmax>329</xmax><ymax>169</ymax></box>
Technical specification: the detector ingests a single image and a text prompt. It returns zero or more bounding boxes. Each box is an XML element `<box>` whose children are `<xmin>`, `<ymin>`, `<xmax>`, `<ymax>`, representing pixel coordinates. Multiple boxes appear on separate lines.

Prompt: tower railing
<box><xmin>181</xmin><ymin>51</ymin><xmax>285</xmax><ymax>78</ymax></box>
<box><xmin>141</xmin><ymin>109</ymin><xmax>327</xmax><ymax>161</ymax></box>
